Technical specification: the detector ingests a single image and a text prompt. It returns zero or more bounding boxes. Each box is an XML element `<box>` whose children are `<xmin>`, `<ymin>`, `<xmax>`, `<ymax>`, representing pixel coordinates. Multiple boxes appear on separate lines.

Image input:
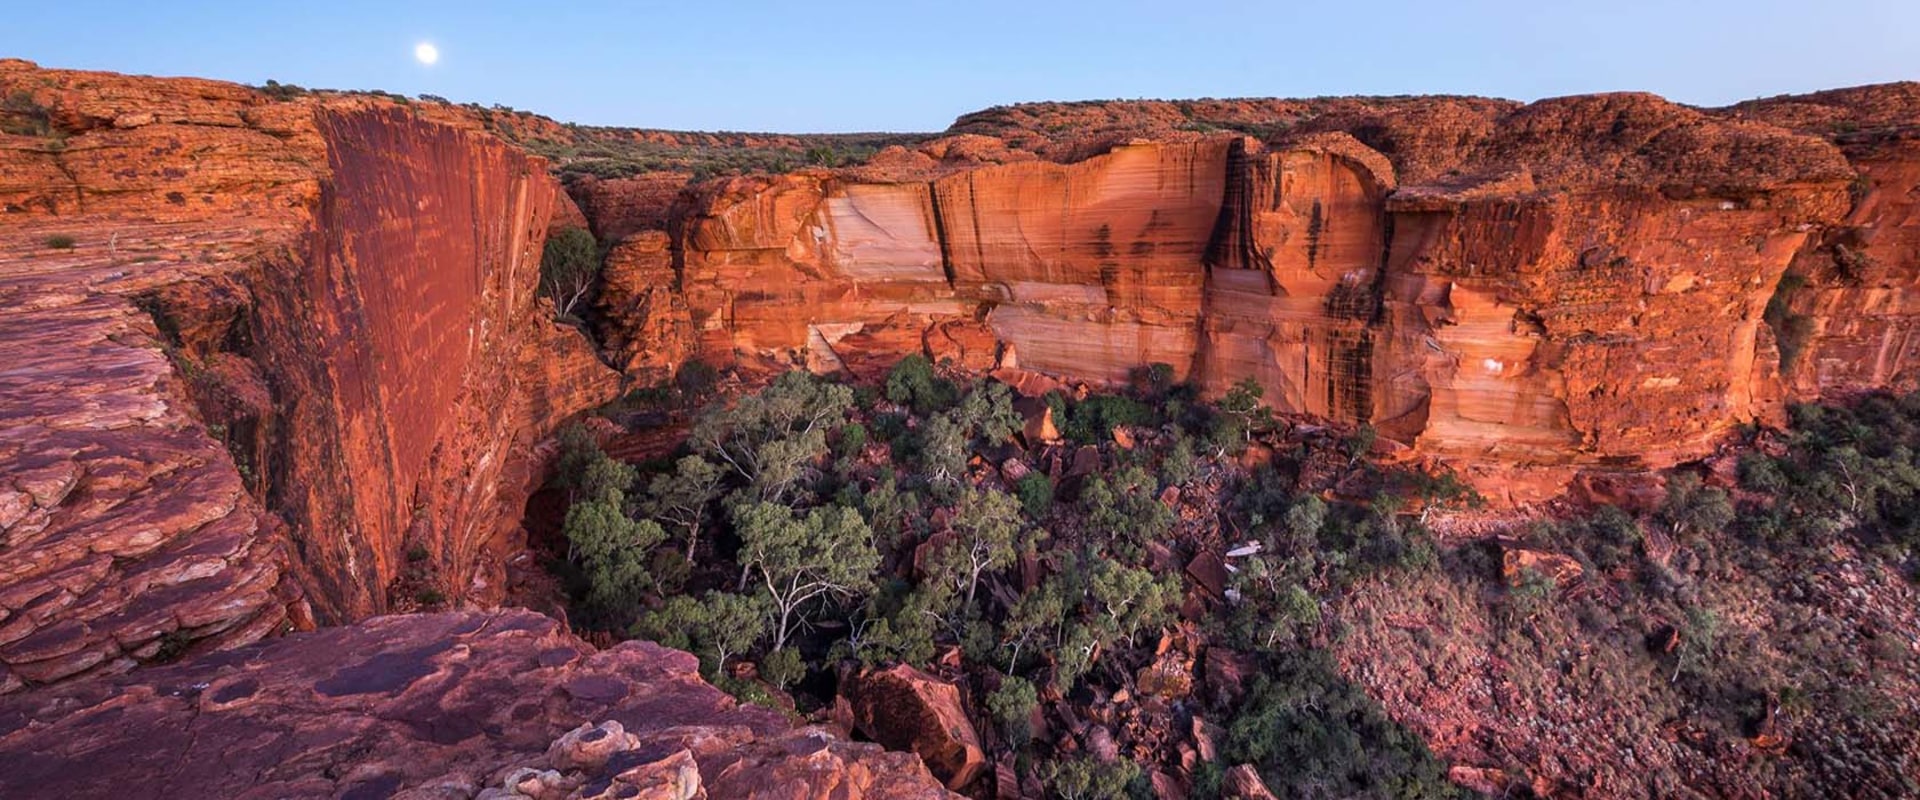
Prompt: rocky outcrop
<box><xmin>1731</xmin><ymin>83</ymin><xmax>1920</xmax><ymax>397</ymax></box>
<box><xmin>844</xmin><ymin>664</ymin><xmax>986</xmax><ymax>791</ymax></box>
<box><xmin>0</xmin><ymin>60</ymin><xmax>617</xmax><ymax>690</ymax></box>
<box><xmin>255</xmin><ymin>105</ymin><xmax>618</xmax><ymax>623</ymax></box>
<box><xmin>597</xmin><ymin>231</ymin><xmax>694</xmax><ymax>381</ymax></box>
<box><xmin>611</xmin><ymin>88</ymin><xmax>1892</xmax><ymax>501</ymax></box>
<box><xmin>567</xmin><ymin>172</ymin><xmax>693</xmax><ymax>242</ymax></box>
<box><xmin>0</xmin><ymin>609</ymin><xmax>956</xmax><ymax>798</ymax></box>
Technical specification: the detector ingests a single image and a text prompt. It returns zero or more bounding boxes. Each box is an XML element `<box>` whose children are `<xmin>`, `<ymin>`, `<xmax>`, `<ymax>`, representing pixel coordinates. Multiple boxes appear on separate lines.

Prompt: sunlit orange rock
<box><xmin>643</xmin><ymin>89</ymin><xmax>1879</xmax><ymax>504</ymax></box>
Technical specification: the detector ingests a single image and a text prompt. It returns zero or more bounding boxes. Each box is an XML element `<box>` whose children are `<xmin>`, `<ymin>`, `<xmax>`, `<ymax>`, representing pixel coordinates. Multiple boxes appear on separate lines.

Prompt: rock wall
<box><xmin>596</xmin><ymin>89</ymin><xmax>1894</xmax><ymax>501</ymax></box>
<box><xmin>1733</xmin><ymin>84</ymin><xmax>1920</xmax><ymax>397</ymax></box>
<box><xmin>254</xmin><ymin>105</ymin><xmax>618</xmax><ymax>623</ymax></box>
<box><xmin>0</xmin><ymin>61</ymin><xmax>616</xmax><ymax>690</ymax></box>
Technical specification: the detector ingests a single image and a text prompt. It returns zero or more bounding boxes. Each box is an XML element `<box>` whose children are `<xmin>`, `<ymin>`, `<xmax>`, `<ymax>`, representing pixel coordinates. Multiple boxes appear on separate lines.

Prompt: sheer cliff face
<box><xmin>0</xmin><ymin>62</ymin><xmax>616</xmax><ymax>689</ymax></box>
<box><xmin>628</xmin><ymin>91</ymin><xmax>1886</xmax><ymax>501</ymax></box>
<box><xmin>1202</xmin><ymin>136</ymin><xmax>1396</xmax><ymax>423</ymax></box>
<box><xmin>257</xmin><ymin>106</ymin><xmax>618</xmax><ymax>622</ymax></box>
<box><xmin>1734</xmin><ymin>85</ymin><xmax>1920</xmax><ymax>396</ymax></box>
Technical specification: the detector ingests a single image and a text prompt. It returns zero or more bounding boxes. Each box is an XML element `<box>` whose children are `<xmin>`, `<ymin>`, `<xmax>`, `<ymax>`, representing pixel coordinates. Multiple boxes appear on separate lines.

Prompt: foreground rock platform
<box><xmin>0</xmin><ymin>609</ymin><xmax>956</xmax><ymax>799</ymax></box>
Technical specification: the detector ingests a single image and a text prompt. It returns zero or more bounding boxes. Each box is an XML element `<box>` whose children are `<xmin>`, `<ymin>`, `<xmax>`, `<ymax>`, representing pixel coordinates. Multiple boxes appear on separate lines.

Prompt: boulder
<box><xmin>845</xmin><ymin>664</ymin><xmax>987</xmax><ymax>790</ymax></box>
<box><xmin>1225</xmin><ymin>765</ymin><xmax>1278</xmax><ymax>800</ymax></box>
<box><xmin>1501</xmin><ymin>547</ymin><xmax>1585</xmax><ymax>588</ymax></box>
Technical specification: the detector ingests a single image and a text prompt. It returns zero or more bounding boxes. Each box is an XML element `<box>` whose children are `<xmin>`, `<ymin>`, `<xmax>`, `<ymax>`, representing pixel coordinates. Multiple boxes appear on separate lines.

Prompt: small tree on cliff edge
<box><xmin>540</xmin><ymin>227</ymin><xmax>599</xmax><ymax>320</ymax></box>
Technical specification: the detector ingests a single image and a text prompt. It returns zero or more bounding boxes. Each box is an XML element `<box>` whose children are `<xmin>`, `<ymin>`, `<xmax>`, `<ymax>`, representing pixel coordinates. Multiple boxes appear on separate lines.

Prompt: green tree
<box><xmin>1215</xmin><ymin>377</ymin><xmax>1269</xmax><ymax>449</ymax></box>
<box><xmin>1081</xmin><ymin>465</ymin><xmax>1173</xmax><ymax>557</ymax></box>
<box><xmin>1345</xmin><ymin>423</ymin><xmax>1378</xmax><ymax>465</ymax></box>
<box><xmin>564</xmin><ymin>499</ymin><xmax>667</xmax><ymax>615</ymax></box>
<box><xmin>851</xmin><ymin>582</ymin><xmax>944</xmax><ymax>667</ymax></box>
<box><xmin>578</xmin><ymin>454</ymin><xmax>636</xmax><ymax>506</ymax></box>
<box><xmin>1062</xmin><ymin>394</ymin><xmax>1150</xmax><ymax>444</ymax></box>
<box><xmin>1162</xmin><ymin>433</ymin><xmax>1197</xmax><ymax>486</ymax></box>
<box><xmin>1001</xmin><ymin>576</ymin><xmax>1068</xmax><ymax>674</ymax></box>
<box><xmin>858</xmin><ymin>472</ymin><xmax>923</xmax><ymax>554</ymax></box>
<box><xmin>929</xmin><ymin>487</ymin><xmax>1024</xmax><ymax>608</ymax></box>
<box><xmin>1015</xmin><ymin>473</ymin><xmax>1055</xmax><ymax>519</ymax></box>
<box><xmin>644</xmin><ymin>455</ymin><xmax>724</xmax><ymax>557</ymax></box>
<box><xmin>1284</xmin><ymin>496</ymin><xmax>1328</xmax><ymax>545</ymax></box>
<box><xmin>633</xmin><ymin>591</ymin><xmax>766</xmax><ymax>676</ymax></box>
<box><xmin>834</xmin><ymin>421</ymin><xmax>869</xmax><ymax>459</ymax></box>
<box><xmin>986</xmin><ymin>676</ymin><xmax>1040</xmax><ymax>746</ymax></box>
<box><xmin>760</xmin><ymin>647</ymin><xmax>806</xmax><ymax>688</ymax></box>
<box><xmin>918</xmin><ymin>413</ymin><xmax>970</xmax><ymax>489</ymax></box>
<box><xmin>1660</xmin><ymin>472</ymin><xmax>1734</xmax><ymax>540</ymax></box>
<box><xmin>1087</xmin><ymin>560</ymin><xmax>1178</xmax><ymax>649</ymax></box>
<box><xmin>540</xmin><ymin>227</ymin><xmax>600</xmax><ymax>319</ymax></box>
<box><xmin>953</xmin><ymin>380</ymin><xmax>1023</xmax><ymax>443</ymax></box>
<box><xmin>690</xmin><ymin>370</ymin><xmax>853</xmax><ymax>502</ymax></box>
<box><xmin>553</xmin><ymin>422</ymin><xmax>601</xmax><ymax>497</ymax></box>
<box><xmin>884</xmin><ymin>353</ymin><xmax>955</xmax><ymax>414</ymax></box>
<box><xmin>1042</xmin><ymin>758</ymin><xmax>1140</xmax><ymax>800</ymax></box>
<box><xmin>1230</xmin><ymin>556</ymin><xmax>1320</xmax><ymax>649</ymax></box>
<box><xmin>733</xmin><ymin>501</ymin><xmax>881</xmax><ymax>650</ymax></box>
<box><xmin>1411</xmin><ymin>468</ymin><xmax>1480</xmax><ymax>523</ymax></box>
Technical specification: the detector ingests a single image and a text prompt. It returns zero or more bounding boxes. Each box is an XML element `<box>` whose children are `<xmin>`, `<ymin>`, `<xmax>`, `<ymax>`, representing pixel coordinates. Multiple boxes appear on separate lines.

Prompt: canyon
<box><xmin>1</xmin><ymin>55</ymin><xmax>1918</xmax><ymax>798</ymax></box>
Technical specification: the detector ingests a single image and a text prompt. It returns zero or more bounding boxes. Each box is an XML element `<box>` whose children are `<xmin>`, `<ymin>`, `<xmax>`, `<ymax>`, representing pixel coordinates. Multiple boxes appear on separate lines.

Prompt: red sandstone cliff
<box><xmin>0</xmin><ymin>60</ymin><xmax>617</xmax><ymax>690</ymax></box>
<box><xmin>581</xmin><ymin>88</ymin><xmax>1918</xmax><ymax>503</ymax></box>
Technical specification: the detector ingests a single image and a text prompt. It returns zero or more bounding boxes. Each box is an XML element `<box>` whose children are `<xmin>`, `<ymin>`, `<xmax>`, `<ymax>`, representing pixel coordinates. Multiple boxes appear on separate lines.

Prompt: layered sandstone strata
<box><xmin>0</xmin><ymin>60</ymin><xmax>617</xmax><ymax>690</ymax></box>
<box><xmin>0</xmin><ymin>610</ymin><xmax>955</xmax><ymax>798</ymax></box>
<box><xmin>602</xmin><ymin>89</ymin><xmax>1901</xmax><ymax>502</ymax></box>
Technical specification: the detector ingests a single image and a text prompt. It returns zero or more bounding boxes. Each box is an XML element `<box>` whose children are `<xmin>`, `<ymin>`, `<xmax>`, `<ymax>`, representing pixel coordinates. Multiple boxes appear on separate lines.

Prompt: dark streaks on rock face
<box><xmin>635</xmin><ymin>87</ymin><xmax>1907</xmax><ymax>503</ymax></box>
<box><xmin>0</xmin><ymin>610</ymin><xmax>955</xmax><ymax>799</ymax></box>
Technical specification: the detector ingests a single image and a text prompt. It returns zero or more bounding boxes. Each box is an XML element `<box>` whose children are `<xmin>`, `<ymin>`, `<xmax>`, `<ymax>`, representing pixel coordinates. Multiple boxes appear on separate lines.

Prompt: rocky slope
<box><xmin>581</xmin><ymin>87</ymin><xmax>1920</xmax><ymax>504</ymax></box>
<box><xmin>0</xmin><ymin>59</ymin><xmax>618</xmax><ymax>691</ymax></box>
<box><xmin>0</xmin><ymin>609</ymin><xmax>955</xmax><ymax>798</ymax></box>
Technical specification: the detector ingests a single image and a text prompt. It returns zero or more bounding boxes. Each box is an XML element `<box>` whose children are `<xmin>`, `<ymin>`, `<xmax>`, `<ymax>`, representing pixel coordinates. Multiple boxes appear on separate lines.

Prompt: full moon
<box><xmin>414</xmin><ymin>42</ymin><xmax>440</xmax><ymax>65</ymax></box>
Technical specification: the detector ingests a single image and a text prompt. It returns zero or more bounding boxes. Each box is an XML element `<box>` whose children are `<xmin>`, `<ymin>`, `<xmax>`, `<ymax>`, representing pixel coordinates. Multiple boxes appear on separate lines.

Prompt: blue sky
<box><xmin>4</xmin><ymin>1</ymin><xmax>1915</xmax><ymax>132</ymax></box>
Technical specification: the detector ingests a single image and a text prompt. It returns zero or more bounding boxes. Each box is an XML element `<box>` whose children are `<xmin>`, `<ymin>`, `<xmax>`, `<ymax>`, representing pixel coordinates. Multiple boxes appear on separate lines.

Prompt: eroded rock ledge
<box><xmin>0</xmin><ymin>609</ymin><xmax>955</xmax><ymax>799</ymax></box>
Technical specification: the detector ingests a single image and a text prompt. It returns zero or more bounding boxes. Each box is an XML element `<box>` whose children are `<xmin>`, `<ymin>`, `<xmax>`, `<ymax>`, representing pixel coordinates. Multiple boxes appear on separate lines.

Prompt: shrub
<box><xmin>1226</xmin><ymin>650</ymin><xmax>1464</xmax><ymax>799</ymax></box>
<box><xmin>835</xmin><ymin>421</ymin><xmax>869</xmax><ymax>459</ymax></box>
<box><xmin>674</xmin><ymin>359</ymin><xmax>719</xmax><ymax>405</ymax></box>
<box><xmin>760</xmin><ymin>647</ymin><xmax>805</xmax><ymax>688</ymax></box>
<box><xmin>43</xmin><ymin>235</ymin><xmax>75</xmax><ymax>250</ymax></box>
<box><xmin>1041</xmin><ymin>758</ymin><xmax>1140</xmax><ymax>800</ymax></box>
<box><xmin>884</xmin><ymin>354</ymin><xmax>956</xmax><ymax>414</ymax></box>
<box><xmin>1</xmin><ymin>91</ymin><xmax>54</xmax><ymax>137</ymax></box>
<box><xmin>1062</xmin><ymin>393</ymin><xmax>1151</xmax><ymax>444</ymax></box>
<box><xmin>1015</xmin><ymin>473</ymin><xmax>1054</xmax><ymax>519</ymax></box>
<box><xmin>1161</xmin><ymin>433</ymin><xmax>1197</xmax><ymax>487</ymax></box>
